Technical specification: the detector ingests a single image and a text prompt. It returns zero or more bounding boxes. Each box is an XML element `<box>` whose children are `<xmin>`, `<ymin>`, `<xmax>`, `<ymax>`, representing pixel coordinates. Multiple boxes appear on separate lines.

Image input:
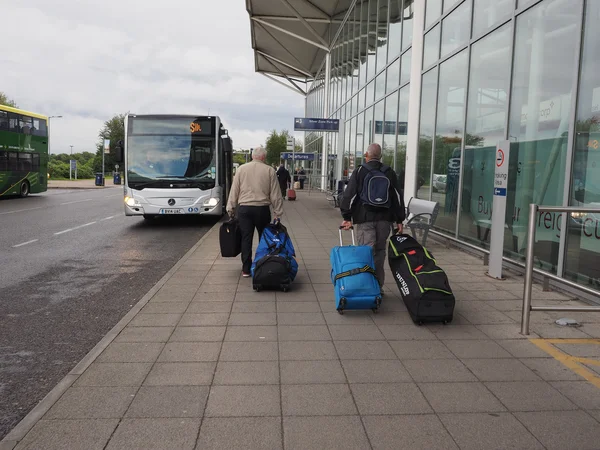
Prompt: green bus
<box><xmin>0</xmin><ymin>105</ymin><xmax>49</xmax><ymax>197</ymax></box>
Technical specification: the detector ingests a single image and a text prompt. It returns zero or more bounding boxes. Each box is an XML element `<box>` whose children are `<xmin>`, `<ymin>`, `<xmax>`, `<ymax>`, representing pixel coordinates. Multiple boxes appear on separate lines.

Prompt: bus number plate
<box><xmin>159</xmin><ymin>209</ymin><xmax>183</xmax><ymax>214</ymax></box>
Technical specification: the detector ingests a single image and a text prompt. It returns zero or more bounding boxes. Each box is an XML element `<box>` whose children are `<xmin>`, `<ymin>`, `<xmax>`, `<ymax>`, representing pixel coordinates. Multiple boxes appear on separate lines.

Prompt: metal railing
<box><xmin>521</xmin><ymin>204</ymin><xmax>600</xmax><ymax>335</ymax></box>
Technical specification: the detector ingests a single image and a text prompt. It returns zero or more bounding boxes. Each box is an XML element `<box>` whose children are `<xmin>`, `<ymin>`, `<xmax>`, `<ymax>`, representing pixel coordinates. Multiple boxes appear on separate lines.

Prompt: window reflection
<box><xmin>425</xmin><ymin>0</ymin><xmax>442</xmax><ymax>29</ymax></box>
<box><xmin>397</xmin><ymin>86</ymin><xmax>410</xmax><ymax>186</ymax></box>
<box><xmin>441</xmin><ymin>0</ymin><xmax>471</xmax><ymax>57</ymax></box>
<box><xmin>566</xmin><ymin>0</ymin><xmax>600</xmax><ymax>286</ymax></box>
<box><xmin>386</xmin><ymin>58</ymin><xmax>400</xmax><ymax>93</ymax></box>
<box><xmin>433</xmin><ymin>50</ymin><xmax>468</xmax><ymax>236</ymax></box>
<box><xmin>388</xmin><ymin>0</ymin><xmax>403</xmax><ymax>61</ymax></box>
<box><xmin>423</xmin><ymin>25</ymin><xmax>440</xmax><ymax>68</ymax></box>
<box><xmin>401</xmin><ymin>49</ymin><xmax>412</xmax><ymax>85</ymax></box>
<box><xmin>459</xmin><ymin>25</ymin><xmax>511</xmax><ymax>248</ymax></box>
<box><xmin>473</xmin><ymin>0</ymin><xmax>513</xmax><ymax>37</ymax></box>
<box><xmin>402</xmin><ymin>0</ymin><xmax>414</xmax><ymax>49</ymax></box>
<box><xmin>376</xmin><ymin>0</ymin><xmax>390</xmax><ymax>72</ymax></box>
<box><xmin>367</xmin><ymin>0</ymin><xmax>379</xmax><ymax>80</ymax></box>
<box><xmin>507</xmin><ymin>0</ymin><xmax>581</xmax><ymax>272</ymax></box>
<box><xmin>417</xmin><ymin>68</ymin><xmax>438</xmax><ymax>199</ymax></box>
<box><xmin>359</xmin><ymin>1</ymin><xmax>369</xmax><ymax>88</ymax></box>
<box><xmin>375</xmin><ymin>72</ymin><xmax>386</xmax><ymax>101</ymax></box>
<box><xmin>383</xmin><ymin>92</ymin><xmax>399</xmax><ymax>169</ymax></box>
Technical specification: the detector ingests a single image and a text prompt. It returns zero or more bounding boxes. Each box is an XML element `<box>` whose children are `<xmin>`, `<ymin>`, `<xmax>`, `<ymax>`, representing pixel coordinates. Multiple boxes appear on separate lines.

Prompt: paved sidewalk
<box><xmin>3</xmin><ymin>191</ymin><xmax>600</xmax><ymax>450</ymax></box>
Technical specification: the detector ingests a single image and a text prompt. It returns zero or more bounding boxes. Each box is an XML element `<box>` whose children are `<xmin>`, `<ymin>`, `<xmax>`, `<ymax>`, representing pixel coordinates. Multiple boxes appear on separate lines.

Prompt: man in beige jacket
<box><xmin>227</xmin><ymin>147</ymin><xmax>284</xmax><ymax>277</ymax></box>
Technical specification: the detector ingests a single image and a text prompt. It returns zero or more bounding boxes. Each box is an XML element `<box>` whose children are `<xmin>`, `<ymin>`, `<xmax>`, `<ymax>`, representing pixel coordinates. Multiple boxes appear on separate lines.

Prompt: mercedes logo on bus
<box><xmin>168</xmin><ymin>199</ymin><xmax>176</xmax><ymax>206</ymax></box>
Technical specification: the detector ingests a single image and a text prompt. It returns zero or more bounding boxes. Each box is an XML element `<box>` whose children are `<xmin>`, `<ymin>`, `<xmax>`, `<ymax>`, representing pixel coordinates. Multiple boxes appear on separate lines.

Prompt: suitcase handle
<box><xmin>338</xmin><ymin>226</ymin><xmax>356</xmax><ymax>246</ymax></box>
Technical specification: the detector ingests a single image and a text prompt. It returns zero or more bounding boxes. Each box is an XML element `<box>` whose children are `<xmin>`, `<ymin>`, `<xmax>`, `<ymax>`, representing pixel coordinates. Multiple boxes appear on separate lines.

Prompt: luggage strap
<box><xmin>334</xmin><ymin>265</ymin><xmax>378</xmax><ymax>282</ymax></box>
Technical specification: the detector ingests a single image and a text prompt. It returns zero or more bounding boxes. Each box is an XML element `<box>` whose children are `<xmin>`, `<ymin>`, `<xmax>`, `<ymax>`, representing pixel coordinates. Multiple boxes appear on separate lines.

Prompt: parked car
<box><xmin>433</xmin><ymin>174</ymin><xmax>447</xmax><ymax>193</ymax></box>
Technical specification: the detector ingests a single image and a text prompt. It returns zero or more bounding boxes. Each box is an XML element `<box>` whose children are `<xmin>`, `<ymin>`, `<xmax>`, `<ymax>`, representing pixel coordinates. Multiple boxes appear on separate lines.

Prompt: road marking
<box><xmin>100</xmin><ymin>215</ymin><xmax>116</xmax><ymax>221</ymax></box>
<box><xmin>12</xmin><ymin>239</ymin><xmax>39</xmax><ymax>248</ymax></box>
<box><xmin>0</xmin><ymin>206</ymin><xmax>45</xmax><ymax>215</ymax></box>
<box><xmin>530</xmin><ymin>338</ymin><xmax>600</xmax><ymax>389</ymax></box>
<box><xmin>54</xmin><ymin>221</ymin><xmax>97</xmax><ymax>235</ymax></box>
<box><xmin>60</xmin><ymin>199</ymin><xmax>94</xmax><ymax>205</ymax></box>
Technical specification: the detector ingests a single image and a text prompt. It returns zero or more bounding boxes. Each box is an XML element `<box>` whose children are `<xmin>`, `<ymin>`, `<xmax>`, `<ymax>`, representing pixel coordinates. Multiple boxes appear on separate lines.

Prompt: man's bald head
<box><xmin>366</xmin><ymin>143</ymin><xmax>382</xmax><ymax>161</ymax></box>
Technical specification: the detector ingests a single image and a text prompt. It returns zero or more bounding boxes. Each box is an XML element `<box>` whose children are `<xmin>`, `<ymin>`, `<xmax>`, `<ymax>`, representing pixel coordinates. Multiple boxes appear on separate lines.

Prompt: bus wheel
<box><xmin>19</xmin><ymin>181</ymin><xmax>30</xmax><ymax>198</ymax></box>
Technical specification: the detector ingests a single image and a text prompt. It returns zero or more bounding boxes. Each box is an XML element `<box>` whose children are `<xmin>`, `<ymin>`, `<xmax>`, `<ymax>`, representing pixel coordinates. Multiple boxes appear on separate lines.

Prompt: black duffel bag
<box><xmin>219</xmin><ymin>219</ymin><xmax>242</xmax><ymax>257</ymax></box>
<box><xmin>388</xmin><ymin>233</ymin><xmax>455</xmax><ymax>325</ymax></box>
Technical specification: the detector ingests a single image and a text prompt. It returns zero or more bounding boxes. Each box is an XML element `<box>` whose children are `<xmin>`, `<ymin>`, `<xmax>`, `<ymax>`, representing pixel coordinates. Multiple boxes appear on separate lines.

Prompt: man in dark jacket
<box><xmin>276</xmin><ymin>164</ymin><xmax>291</xmax><ymax>199</ymax></box>
<box><xmin>340</xmin><ymin>143</ymin><xmax>405</xmax><ymax>292</ymax></box>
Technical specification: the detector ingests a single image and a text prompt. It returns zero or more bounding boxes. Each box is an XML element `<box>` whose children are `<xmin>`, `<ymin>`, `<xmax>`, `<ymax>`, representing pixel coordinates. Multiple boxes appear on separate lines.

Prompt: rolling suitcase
<box><xmin>388</xmin><ymin>233</ymin><xmax>455</xmax><ymax>325</ymax></box>
<box><xmin>219</xmin><ymin>219</ymin><xmax>242</xmax><ymax>257</ymax></box>
<box><xmin>287</xmin><ymin>188</ymin><xmax>296</xmax><ymax>201</ymax></box>
<box><xmin>252</xmin><ymin>221</ymin><xmax>299</xmax><ymax>292</ymax></box>
<box><xmin>330</xmin><ymin>227</ymin><xmax>382</xmax><ymax>314</ymax></box>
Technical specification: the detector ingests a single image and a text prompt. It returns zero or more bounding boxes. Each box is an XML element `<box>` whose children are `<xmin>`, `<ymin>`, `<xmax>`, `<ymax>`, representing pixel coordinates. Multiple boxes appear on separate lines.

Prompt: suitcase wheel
<box><xmin>281</xmin><ymin>285</ymin><xmax>289</xmax><ymax>292</ymax></box>
<box><xmin>337</xmin><ymin>298</ymin><xmax>346</xmax><ymax>314</ymax></box>
<box><xmin>372</xmin><ymin>297</ymin><xmax>382</xmax><ymax>314</ymax></box>
<box><xmin>253</xmin><ymin>285</ymin><xmax>261</xmax><ymax>292</ymax></box>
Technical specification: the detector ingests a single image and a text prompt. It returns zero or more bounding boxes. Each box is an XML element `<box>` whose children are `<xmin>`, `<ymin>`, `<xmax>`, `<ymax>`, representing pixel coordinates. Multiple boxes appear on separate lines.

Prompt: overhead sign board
<box><xmin>294</xmin><ymin>118</ymin><xmax>339</xmax><ymax>132</ymax></box>
<box><xmin>281</xmin><ymin>152</ymin><xmax>336</xmax><ymax>161</ymax></box>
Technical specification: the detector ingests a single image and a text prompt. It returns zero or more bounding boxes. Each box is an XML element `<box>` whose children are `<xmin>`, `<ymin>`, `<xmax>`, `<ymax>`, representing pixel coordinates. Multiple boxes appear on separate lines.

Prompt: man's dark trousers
<box><xmin>237</xmin><ymin>205</ymin><xmax>271</xmax><ymax>273</ymax></box>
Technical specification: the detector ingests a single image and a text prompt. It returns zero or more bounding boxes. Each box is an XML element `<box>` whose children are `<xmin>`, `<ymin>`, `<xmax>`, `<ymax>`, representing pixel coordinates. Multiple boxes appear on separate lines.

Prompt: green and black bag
<box><xmin>388</xmin><ymin>234</ymin><xmax>455</xmax><ymax>325</ymax></box>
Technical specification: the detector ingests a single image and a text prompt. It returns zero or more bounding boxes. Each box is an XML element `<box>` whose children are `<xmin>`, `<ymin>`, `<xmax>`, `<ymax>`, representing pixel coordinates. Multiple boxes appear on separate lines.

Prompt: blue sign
<box><xmin>281</xmin><ymin>153</ymin><xmax>337</xmax><ymax>161</ymax></box>
<box><xmin>494</xmin><ymin>187</ymin><xmax>507</xmax><ymax>196</ymax></box>
<box><xmin>294</xmin><ymin>118</ymin><xmax>339</xmax><ymax>132</ymax></box>
<box><xmin>69</xmin><ymin>160</ymin><xmax>77</xmax><ymax>170</ymax></box>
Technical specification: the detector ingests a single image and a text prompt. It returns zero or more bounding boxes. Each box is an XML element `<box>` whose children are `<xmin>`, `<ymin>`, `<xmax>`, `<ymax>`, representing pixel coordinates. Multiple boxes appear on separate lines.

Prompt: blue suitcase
<box><xmin>330</xmin><ymin>227</ymin><xmax>382</xmax><ymax>314</ymax></box>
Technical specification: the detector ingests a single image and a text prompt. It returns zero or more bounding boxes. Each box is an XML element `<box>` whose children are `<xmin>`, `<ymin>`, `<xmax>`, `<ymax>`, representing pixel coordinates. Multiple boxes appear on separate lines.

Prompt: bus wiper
<box><xmin>128</xmin><ymin>180</ymin><xmax>167</xmax><ymax>190</ymax></box>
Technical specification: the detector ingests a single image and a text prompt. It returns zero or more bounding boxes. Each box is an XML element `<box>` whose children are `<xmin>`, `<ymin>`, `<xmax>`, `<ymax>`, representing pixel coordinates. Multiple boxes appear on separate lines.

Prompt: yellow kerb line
<box><xmin>529</xmin><ymin>339</ymin><xmax>600</xmax><ymax>389</ymax></box>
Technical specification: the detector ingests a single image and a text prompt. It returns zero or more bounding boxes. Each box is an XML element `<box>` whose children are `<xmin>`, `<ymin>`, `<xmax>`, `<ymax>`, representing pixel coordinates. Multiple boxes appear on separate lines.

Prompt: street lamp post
<box><xmin>70</xmin><ymin>145</ymin><xmax>73</xmax><ymax>155</ymax></box>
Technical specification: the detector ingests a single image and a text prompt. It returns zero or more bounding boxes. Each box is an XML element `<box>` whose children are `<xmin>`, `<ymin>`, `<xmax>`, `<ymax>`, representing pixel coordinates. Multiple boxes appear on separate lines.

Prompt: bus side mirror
<box><xmin>115</xmin><ymin>140</ymin><xmax>124</xmax><ymax>163</ymax></box>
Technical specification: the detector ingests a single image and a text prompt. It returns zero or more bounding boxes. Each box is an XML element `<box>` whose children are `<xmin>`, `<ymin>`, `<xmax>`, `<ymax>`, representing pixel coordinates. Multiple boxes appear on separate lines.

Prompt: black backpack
<box><xmin>359</xmin><ymin>162</ymin><xmax>391</xmax><ymax>210</ymax></box>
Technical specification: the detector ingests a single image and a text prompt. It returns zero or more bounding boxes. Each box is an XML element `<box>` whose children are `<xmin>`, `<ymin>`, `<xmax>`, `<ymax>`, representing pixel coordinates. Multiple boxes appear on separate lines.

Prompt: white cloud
<box><xmin>1</xmin><ymin>0</ymin><xmax>306</xmax><ymax>153</ymax></box>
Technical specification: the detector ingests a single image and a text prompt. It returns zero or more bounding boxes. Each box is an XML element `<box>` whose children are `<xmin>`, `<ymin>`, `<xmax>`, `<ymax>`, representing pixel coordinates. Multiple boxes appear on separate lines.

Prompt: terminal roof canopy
<box><xmin>246</xmin><ymin>0</ymin><xmax>412</xmax><ymax>95</ymax></box>
<box><xmin>246</xmin><ymin>0</ymin><xmax>353</xmax><ymax>94</ymax></box>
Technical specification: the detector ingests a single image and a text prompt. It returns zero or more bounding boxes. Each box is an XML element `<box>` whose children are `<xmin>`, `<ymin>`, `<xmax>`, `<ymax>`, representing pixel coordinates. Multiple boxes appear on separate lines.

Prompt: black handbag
<box><xmin>219</xmin><ymin>219</ymin><xmax>242</xmax><ymax>257</ymax></box>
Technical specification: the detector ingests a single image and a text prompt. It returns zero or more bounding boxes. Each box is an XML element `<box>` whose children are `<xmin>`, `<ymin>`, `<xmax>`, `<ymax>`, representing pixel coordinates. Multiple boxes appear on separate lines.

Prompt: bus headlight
<box><xmin>203</xmin><ymin>197</ymin><xmax>219</xmax><ymax>207</ymax></box>
<box><xmin>125</xmin><ymin>196</ymin><xmax>140</xmax><ymax>207</ymax></box>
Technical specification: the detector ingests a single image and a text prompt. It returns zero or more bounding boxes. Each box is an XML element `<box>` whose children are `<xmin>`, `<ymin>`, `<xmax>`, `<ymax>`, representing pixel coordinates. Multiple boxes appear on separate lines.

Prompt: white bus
<box><xmin>115</xmin><ymin>114</ymin><xmax>234</xmax><ymax>219</ymax></box>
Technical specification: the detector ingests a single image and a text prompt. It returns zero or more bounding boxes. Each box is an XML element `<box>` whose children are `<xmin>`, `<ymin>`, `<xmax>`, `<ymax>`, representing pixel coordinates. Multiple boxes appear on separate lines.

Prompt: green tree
<box><xmin>233</xmin><ymin>153</ymin><xmax>247</xmax><ymax>165</ymax></box>
<box><xmin>265</xmin><ymin>129</ymin><xmax>292</xmax><ymax>166</ymax></box>
<box><xmin>94</xmin><ymin>113</ymin><xmax>126</xmax><ymax>172</ymax></box>
<box><xmin>0</xmin><ymin>92</ymin><xmax>18</xmax><ymax>108</ymax></box>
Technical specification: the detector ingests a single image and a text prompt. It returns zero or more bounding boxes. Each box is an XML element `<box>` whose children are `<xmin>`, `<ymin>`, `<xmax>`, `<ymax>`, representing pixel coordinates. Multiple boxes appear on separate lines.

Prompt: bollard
<box><xmin>520</xmin><ymin>204</ymin><xmax>538</xmax><ymax>335</ymax></box>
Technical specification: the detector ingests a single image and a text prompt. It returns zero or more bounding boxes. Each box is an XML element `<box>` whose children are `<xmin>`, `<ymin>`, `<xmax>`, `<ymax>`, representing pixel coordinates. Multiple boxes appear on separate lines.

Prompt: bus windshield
<box><xmin>127</xmin><ymin>120</ymin><xmax>217</xmax><ymax>190</ymax></box>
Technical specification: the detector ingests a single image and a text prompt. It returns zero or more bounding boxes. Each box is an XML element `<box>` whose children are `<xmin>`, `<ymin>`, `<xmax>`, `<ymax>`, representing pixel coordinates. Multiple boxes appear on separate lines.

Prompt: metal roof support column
<box><xmin>321</xmin><ymin>51</ymin><xmax>331</xmax><ymax>191</ymax></box>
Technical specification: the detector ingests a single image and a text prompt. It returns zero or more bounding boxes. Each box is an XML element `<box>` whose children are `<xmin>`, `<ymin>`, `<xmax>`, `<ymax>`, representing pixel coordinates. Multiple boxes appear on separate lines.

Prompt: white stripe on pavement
<box><xmin>100</xmin><ymin>215</ymin><xmax>115</xmax><ymax>221</ymax></box>
<box><xmin>54</xmin><ymin>222</ymin><xmax>97</xmax><ymax>235</ymax></box>
<box><xmin>0</xmin><ymin>206</ymin><xmax>45</xmax><ymax>215</ymax></box>
<box><xmin>59</xmin><ymin>199</ymin><xmax>94</xmax><ymax>205</ymax></box>
<box><xmin>12</xmin><ymin>239</ymin><xmax>39</xmax><ymax>248</ymax></box>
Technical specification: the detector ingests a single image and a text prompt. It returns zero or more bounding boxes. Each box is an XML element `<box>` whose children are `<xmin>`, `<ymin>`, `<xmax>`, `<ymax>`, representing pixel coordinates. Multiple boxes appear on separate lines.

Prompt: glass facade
<box><xmin>412</xmin><ymin>0</ymin><xmax>599</xmax><ymax>293</ymax></box>
<box><xmin>303</xmin><ymin>0</ymin><xmax>598</xmax><ymax>294</ymax></box>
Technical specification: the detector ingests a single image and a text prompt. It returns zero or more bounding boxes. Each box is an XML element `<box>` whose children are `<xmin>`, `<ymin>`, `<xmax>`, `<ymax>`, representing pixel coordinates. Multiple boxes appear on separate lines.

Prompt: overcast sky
<box><xmin>2</xmin><ymin>0</ymin><xmax>305</xmax><ymax>154</ymax></box>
